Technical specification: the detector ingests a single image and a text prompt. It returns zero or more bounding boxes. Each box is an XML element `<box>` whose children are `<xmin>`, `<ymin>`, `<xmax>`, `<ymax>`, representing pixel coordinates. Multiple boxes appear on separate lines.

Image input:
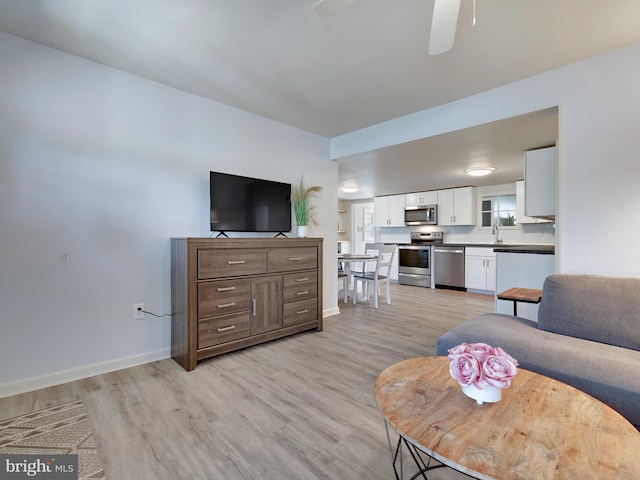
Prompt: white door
<box><xmin>352</xmin><ymin>202</ymin><xmax>374</xmax><ymax>254</ymax></box>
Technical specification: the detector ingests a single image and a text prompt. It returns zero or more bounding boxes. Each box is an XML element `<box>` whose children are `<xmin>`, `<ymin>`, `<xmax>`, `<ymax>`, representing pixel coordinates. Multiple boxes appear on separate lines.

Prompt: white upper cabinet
<box><xmin>524</xmin><ymin>146</ymin><xmax>556</xmax><ymax>219</ymax></box>
<box><xmin>516</xmin><ymin>180</ymin><xmax>552</xmax><ymax>224</ymax></box>
<box><xmin>437</xmin><ymin>187</ymin><xmax>476</xmax><ymax>226</ymax></box>
<box><xmin>405</xmin><ymin>190</ymin><xmax>438</xmax><ymax>207</ymax></box>
<box><xmin>438</xmin><ymin>189</ymin><xmax>455</xmax><ymax>225</ymax></box>
<box><xmin>374</xmin><ymin>194</ymin><xmax>406</xmax><ymax>227</ymax></box>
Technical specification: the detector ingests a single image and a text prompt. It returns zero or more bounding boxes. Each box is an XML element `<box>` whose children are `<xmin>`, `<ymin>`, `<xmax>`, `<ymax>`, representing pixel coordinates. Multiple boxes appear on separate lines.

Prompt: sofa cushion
<box><xmin>437</xmin><ymin>313</ymin><xmax>640</xmax><ymax>428</ymax></box>
<box><xmin>538</xmin><ymin>274</ymin><xmax>640</xmax><ymax>352</ymax></box>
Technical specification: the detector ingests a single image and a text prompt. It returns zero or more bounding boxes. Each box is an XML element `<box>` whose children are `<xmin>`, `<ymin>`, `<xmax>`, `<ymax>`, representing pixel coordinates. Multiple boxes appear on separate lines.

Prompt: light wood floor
<box><xmin>0</xmin><ymin>284</ymin><xmax>493</xmax><ymax>479</ymax></box>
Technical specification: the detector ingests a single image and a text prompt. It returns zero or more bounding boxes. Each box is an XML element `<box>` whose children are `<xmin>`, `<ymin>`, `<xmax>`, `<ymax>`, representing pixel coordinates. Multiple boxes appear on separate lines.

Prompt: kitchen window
<box><xmin>481</xmin><ymin>194</ymin><xmax>517</xmax><ymax>227</ymax></box>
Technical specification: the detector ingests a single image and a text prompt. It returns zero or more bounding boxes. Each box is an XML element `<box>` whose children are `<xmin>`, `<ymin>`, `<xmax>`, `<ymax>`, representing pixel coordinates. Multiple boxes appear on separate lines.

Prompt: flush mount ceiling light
<box><xmin>464</xmin><ymin>167</ymin><xmax>495</xmax><ymax>177</ymax></box>
<box><xmin>341</xmin><ymin>185</ymin><xmax>358</xmax><ymax>193</ymax></box>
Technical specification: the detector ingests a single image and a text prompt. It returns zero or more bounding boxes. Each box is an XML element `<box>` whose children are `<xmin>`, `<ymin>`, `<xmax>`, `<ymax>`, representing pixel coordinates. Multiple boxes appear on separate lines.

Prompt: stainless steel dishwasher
<box><xmin>434</xmin><ymin>245</ymin><xmax>466</xmax><ymax>290</ymax></box>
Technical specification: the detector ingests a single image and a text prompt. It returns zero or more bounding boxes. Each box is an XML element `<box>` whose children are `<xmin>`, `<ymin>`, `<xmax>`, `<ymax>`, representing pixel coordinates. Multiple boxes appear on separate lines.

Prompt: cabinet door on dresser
<box><xmin>251</xmin><ymin>274</ymin><xmax>283</xmax><ymax>335</ymax></box>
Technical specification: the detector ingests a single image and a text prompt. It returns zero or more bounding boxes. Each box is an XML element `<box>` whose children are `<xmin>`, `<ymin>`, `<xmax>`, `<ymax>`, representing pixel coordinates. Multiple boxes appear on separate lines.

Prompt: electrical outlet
<box><xmin>133</xmin><ymin>303</ymin><xmax>145</xmax><ymax>320</ymax></box>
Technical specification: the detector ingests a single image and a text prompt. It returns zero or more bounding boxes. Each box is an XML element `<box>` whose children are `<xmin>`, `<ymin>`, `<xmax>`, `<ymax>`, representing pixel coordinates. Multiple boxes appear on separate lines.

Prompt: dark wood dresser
<box><xmin>171</xmin><ymin>237</ymin><xmax>323</xmax><ymax>371</ymax></box>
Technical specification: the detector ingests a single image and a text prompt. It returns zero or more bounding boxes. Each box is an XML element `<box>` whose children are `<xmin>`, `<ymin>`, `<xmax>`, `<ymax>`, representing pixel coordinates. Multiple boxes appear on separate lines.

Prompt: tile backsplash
<box><xmin>377</xmin><ymin>222</ymin><xmax>555</xmax><ymax>246</ymax></box>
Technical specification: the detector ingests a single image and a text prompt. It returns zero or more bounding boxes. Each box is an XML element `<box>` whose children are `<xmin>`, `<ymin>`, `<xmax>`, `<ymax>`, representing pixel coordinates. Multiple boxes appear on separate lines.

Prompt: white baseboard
<box><xmin>323</xmin><ymin>306</ymin><xmax>340</xmax><ymax>318</ymax></box>
<box><xmin>0</xmin><ymin>347</ymin><xmax>171</xmax><ymax>399</ymax></box>
<box><xmin>2</xmin><ymin>310</ymin><xmax>341</xmax><ymax>399</ymax></box>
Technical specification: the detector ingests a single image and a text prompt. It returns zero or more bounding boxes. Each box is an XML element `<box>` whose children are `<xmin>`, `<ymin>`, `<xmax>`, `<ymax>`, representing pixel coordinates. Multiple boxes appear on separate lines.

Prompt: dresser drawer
<box><xmin>198</xmin><ymin>279</ymin><xmax>250</xmax><ymax>319</ymax></box>
<box><xmin>283</xmin><ymin>271</ymin><xmax>316</xmax><ymax>288</ymax></box>
<box><xmin>283</xmin><ymin>298</ymin><xmax>318</xmax><ymax>327</ymax></box>
<box><xmin>268</xmin><ymin>247</ymin><xmax>318</xmax><ymax>273</ymax></box>
<box><xmin>283</xmin><ymin>275</ymin><xmax>318</xmax><ymax>303</ymax></box>
<box><xmin>198</xmin><ymin>312</ymin><xmax>250</xmax><ymax>349</ymax></box>
<box><xmin>198</xmin><ymin>249</ymin><xmax>267</xmax><ymax>279</ymax></box>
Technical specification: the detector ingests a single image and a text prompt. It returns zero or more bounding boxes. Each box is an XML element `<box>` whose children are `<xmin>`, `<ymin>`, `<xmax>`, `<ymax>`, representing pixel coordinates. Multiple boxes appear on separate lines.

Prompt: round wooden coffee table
<box><xmin>374</xmin><ymin>356</ymin><xmax>640</xmax><ymax>480</ymax></box>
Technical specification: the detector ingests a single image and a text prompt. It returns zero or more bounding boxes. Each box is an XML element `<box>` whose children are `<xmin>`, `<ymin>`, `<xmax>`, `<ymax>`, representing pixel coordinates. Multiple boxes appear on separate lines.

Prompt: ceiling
<box><xmin>1</xmin><ymin>1</ymin><xmax>639</xmax><ymax>198</ymax></box>
<box><xmin>338</xmin><ymin>107</ymin><xmax>558</xmax><ymax>199</ymax></box>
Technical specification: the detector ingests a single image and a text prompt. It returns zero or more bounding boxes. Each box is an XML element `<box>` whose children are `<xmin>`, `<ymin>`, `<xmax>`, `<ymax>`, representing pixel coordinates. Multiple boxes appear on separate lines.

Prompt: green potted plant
<box><xmin>291</xmin><ymin>176</ymin><xmax>322</xmax><ymax>238</ymax></box>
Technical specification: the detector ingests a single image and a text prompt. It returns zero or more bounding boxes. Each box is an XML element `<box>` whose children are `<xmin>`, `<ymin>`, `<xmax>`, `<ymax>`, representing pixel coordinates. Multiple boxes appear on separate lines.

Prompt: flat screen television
<box><xmin>210</xmin><ymin>171</ymin><xmax>291</xmax><ymax>233</ymax></box>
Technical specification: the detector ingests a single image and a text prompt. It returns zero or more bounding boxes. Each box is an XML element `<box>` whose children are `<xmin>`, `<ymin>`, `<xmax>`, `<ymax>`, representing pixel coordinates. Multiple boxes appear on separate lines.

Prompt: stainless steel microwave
<box><xmin>404</xmin><ymin>205</ymin><xmax>438</xmax><ymax>225</ymax></box>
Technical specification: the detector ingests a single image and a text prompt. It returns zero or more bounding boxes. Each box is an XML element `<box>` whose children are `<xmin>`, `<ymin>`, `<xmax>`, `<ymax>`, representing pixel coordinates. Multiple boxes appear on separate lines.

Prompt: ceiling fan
<box><xmin>313</xmin><ymin>0</ymin><xmax>463</xmax><ymax>56</ymax></box>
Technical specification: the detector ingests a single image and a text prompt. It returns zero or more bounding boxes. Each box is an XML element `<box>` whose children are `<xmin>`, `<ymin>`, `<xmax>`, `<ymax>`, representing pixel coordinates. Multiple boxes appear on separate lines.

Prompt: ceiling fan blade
<box><xmin>313</xmin><ymin>0</ymin><xmax>358</xmax><ymax>17</ymax></box>
<box><xmin>429</xmin><ymin>0</ymin><xmax>461</xmax><ymax>56</ymax></box>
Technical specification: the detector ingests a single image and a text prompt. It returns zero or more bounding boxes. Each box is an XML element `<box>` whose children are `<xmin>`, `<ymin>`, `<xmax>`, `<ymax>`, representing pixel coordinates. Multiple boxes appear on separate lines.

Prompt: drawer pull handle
<box><xmin>288</xmin><ymin>257</ymin><xmax>302</xmax><ymax>261</ymax></box>
<box><xmin>217</xmin><ymin>302</ymin><xmax>236</xmax><ymax>309</ymax></box>
<box><xmin>227</xmin><ymin>260</ymin><xmax>246</xmax><ymax>265</ymax></box>
<box><xmin>216</xmin><ymin>286</ymin><xmax>236</xmax><ymax>292</ymax></box>
<box><xmin>295</xmin><ymin>277</ymin><xmax>309</xmax><ymax>282</ymax></box>
<box><xmin>217</xmin><ymin>325</ymin><xmax>236</xmax><ymax>333</ymax></box>
<box><xmin>296</xmin><ymin>309</ymin><xmax>309</xmax><ymax>315</ymax></box>
<box><xmin>296</xmin><ymin>290</ymin><xmax>309</xmax><ymax>296</ymax></box>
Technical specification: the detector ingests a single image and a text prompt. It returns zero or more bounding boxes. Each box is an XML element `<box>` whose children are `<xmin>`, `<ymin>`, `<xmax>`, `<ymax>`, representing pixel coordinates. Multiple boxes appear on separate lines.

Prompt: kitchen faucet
<box><xmin>492</xmin><ymin>223</ymin><xmax>503</xmax><ymax>244</ymax></box>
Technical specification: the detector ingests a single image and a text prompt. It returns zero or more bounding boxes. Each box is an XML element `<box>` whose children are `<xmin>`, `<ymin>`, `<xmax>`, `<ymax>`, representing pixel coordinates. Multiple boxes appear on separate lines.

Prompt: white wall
<box><xmin>332</xmin><ymin>43</ymin><xmax>640</xmax><ymax>278</ymax></box>
<box><xmin>0</xmin><ymin>32</ymin><xmax>337</xmax><ymax>394</ymax></box>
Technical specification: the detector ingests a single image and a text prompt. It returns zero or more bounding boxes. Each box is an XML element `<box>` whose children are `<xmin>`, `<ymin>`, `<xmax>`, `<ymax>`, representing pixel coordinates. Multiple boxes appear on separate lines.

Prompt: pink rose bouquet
<box><xmin>448</xmin><ymin>343</ymin><xmax>519</xmax><ymax>390</ymax></box>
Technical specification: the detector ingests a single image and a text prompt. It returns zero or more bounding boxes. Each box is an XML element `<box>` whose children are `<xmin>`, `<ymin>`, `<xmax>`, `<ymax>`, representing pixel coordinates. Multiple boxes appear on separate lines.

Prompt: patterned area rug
<box><xmin>0</xmin><ymin>399</ymin><xmax>106</xmax><ymax>479</ymax></box>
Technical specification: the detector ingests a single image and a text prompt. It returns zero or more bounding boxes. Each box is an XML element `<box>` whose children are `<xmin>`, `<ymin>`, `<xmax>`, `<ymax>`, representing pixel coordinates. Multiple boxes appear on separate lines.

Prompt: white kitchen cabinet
<box><xmin>465</xmin><ymin>247</ymin><xmax>496</xmax><ymax>293</ymax></box>
<box><xmin>525</xmin><ymin>146</ymin><xmax>556</xmax><ymax>219</ymax></box>
<box><xmin>437</xmin><ymin>187</ymin><xmax>476</xmax><ymax>226</ymax></box>
<box><xmin>374</xmin><ymin>194</ymin><xmax>405</xmax><ymax>227</ymax></box>
<box><xmin>516</xmin><ymin>180</ymin><xmax>551</xmax><ymax>224</ymax></box>
<box><xmin>405</xmin><ymin>190</ymin><xmax>438</xmax><ymax>207</ymax></box>
<box><xmin>438</xmin><ymin>189</ymin><xmax>455</xmax><ymax>226</ymax></box>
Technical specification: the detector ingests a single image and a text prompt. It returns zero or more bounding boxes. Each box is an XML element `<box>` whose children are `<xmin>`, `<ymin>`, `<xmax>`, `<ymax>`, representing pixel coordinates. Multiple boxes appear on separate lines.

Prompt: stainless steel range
<box><xmin>398</xmin><ymin>231</ymin><xmax>443</xmax><ymax>288</ymax></box>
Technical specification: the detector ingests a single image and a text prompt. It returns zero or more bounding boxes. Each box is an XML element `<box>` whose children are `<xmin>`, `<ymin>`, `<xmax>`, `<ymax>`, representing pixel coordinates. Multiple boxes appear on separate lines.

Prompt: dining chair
<box><xmin>348</xmin><ymin>242</ymin><xmax>382</xmax><ymax>277</ymax></box>
<box><xmin>352</xmin><ymin>244</ymin><xmax>396</xmax><ymax>309</ymax></box>
<box><xmin>338</xmin><ymin>272</ymin><xmax>349</xmax><ymax>303</ymax></box>
<box><xmin>347</xmin><ymin>243</ymin><xmax>382</xmax><ymax>297</ymax></box>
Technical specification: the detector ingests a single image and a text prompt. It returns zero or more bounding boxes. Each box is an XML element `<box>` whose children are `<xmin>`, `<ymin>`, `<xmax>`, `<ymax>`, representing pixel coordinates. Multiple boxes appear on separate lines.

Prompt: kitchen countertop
<box><xmin>394</xmin><ymin>243</ymin><xmax>514</xmax><ymax>247</ymax></box>
<box><xmin>443</xmin><ymin>243</ymin><xmax>508</xmax><ymax>248</ymax></box>
<box><xmin>393</xmin><ymin>243</ymin><xmax>555</xmax><ymax>254</ymax></box>
<box><xmin>492</xmin><ymin>244</ymin><xmax>555</xmax><ymax>254</ymax></box>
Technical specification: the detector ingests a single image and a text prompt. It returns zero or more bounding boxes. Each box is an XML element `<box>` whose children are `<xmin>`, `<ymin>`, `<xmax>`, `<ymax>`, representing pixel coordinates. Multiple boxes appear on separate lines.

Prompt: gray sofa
<box><xmin>436</xmin><ymin>274</ymin><xmax>640</xmax><ymax>428</ymax></box>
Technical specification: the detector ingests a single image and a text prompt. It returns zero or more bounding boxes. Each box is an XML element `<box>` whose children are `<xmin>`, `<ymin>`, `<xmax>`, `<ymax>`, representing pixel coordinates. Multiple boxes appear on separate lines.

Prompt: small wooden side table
<box><xmin>497</xmin><ymin>287</ymin><xmax>542</xmax><ymax>316</ymax></box>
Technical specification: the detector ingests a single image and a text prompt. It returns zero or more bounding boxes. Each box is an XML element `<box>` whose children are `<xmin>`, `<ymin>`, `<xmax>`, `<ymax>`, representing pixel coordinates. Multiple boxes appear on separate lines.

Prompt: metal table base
<box><xmin>384</xmin><ymin>420</ymin><xmax>474</xmax><ymax>480</ymax></box>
